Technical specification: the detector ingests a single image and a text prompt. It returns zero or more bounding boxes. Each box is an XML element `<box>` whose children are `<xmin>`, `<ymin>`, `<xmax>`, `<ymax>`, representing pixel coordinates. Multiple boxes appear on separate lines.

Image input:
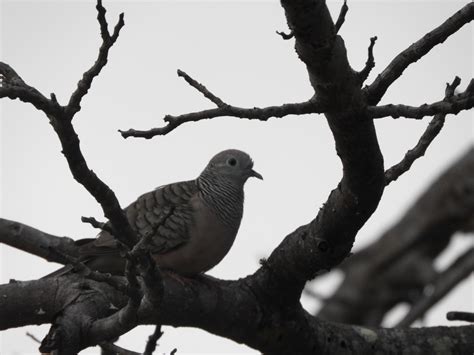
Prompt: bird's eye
<box><xmin>227</xmin><ymin>158</ymin><xmax>237</xmax><ymax>167</ymax></box>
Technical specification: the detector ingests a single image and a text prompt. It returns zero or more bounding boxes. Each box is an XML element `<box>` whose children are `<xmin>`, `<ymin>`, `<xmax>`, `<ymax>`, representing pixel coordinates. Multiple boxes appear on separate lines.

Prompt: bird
<box><xmin>47</xmin><ymin>149</ymin><xmax>262</xmax><ymax>277</ymax></box>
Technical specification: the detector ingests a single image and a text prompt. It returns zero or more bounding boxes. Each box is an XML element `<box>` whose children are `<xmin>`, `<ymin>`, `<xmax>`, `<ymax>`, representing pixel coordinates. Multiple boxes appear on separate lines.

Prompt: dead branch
<box><xmin>365</xmin><ymin>2</ymin><xmax>474</xmax><ymax>104</ymax></box>
<box><xmin>368</xmin><ymin>87</ymin><xmax>474</xmax><ymax>119</ymax></box>
<box><xmin>384</xmin><ymin>77</ymin><xmax>461</xmax><ymax>185</ymax></box>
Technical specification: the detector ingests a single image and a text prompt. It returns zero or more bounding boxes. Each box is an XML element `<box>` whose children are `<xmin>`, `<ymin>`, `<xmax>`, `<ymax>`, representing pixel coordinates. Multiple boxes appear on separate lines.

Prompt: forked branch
<box><xmin>120</xmin><ymin>70</ymin><xmax>324</xmax><ymax>139</ymax></box>
<box><xmin>365</xmin><ymin>2</ymin><xmax>474</xmax><ymax>104</ymax></box>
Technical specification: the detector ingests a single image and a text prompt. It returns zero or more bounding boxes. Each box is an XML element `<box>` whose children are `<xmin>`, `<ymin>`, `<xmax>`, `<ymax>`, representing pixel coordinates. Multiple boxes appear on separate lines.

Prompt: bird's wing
<box><xmin>80</xmin><ymin>180</ymin><xmax>199</xmax><ymax>257</ymax></box>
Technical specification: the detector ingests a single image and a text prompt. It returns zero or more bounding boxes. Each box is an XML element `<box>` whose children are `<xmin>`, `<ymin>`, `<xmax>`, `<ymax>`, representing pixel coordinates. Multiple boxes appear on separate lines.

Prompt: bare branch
<box><xmin>365</xmin><ymin>2</ymin><xmax>474</xmax><ymax>104</ymax></box>
<box><xmin>143</xmin><ymin>325</ymin><xmax>163</xmax><ymax>355</ymax></box>
<box><xmin>357</xmin><ymin>36</ymin><xmax>377</xmax><ymax>85</ymax></box>
<box><xmin>81</xmin><ymin>215</ymin><xmax>114</xmax><ymax>234</ymax></box>
<box><xmin>396</xmin><ymin>248</ymin><xmax>474</xmax><ymax>327</ymax></box>
<box><xmin>177</xmin><ymin>69</ymin><xmax>226</xmax><ymax>107</ymax></box>
<box><xmin>0</xmin><ymin>62</ymin><xmax>61</xmax><ymax>116</ymax></box>
<box><xmin>0</xmin><ymin>218</ymin><xmax>78</xmax><ymax>264</ymax></box>
<box><xmin>120</xmin><ymin>100</ymin><xmax>322</xmax><ymax>139</ymax></box>
<box><xmin>66</xmin><ymin>1</ymin><xmax>125</xmax><ymax>118</ymax></box>
<box><xmin>334</xmin><ymin>0</ymin><xmax>348</xmax><ymax>33</ymax></box>
<box><xmin>447</xmin><ymin>311</ymin><xmax>474</xmax><ymax>323</ymax></box>
<box><xmin>276</xmin><ymin>29</ymin><xmax>294</xmax><ymax>40</ymax></box>
<box><xmin>384</xmin><ymin>77</ymin><xmax>461</xmax><ymax>184</ymax></box>
<box><xmin>368</xmin><ymin>90</ymin><xmax>474</xmax><ymax>119</ymax></box>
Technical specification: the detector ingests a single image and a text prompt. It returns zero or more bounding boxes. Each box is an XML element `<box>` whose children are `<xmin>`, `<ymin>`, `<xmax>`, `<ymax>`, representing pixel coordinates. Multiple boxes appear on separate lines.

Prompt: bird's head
<box><xmin>201</xmin><ymin>149</ymin><xmax>263</xmax><ymax>186</ymax></box>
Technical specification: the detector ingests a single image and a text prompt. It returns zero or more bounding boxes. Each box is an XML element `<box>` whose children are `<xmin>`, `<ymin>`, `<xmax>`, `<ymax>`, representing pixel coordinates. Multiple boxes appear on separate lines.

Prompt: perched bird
<box><xmin>49</xmin><ymin>149</ymin><xmax>262</xmax><ymax>277</ymax></box>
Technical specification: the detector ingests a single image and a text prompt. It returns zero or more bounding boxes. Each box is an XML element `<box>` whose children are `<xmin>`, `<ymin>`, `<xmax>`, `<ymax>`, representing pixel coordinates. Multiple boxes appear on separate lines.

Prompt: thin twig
<box><xmin>358</xmin><ymin>36</ymin><xmax>377</xmax><ymax>85</ymax></box>
<box><xmin>396</xmin><ymin>248</ymin><xmax>474</xmax><ymax>327</ymax></box>
<box><xmin>143</xmin><ymin>325</ymin><xmax>164</xmax><ymax>355</ymax></box>
<box><xmin>81</xmin><ymin>216</ymin><xmax>115</xmax><ymax>234</ymax></box>
<box><xmin>66</xmin><ymin>0</ymin><xmax>125</xmax><ymax>117</ymax></box>
<box><xmin>384</xmin><ymin>77</ymin><xmax>461</xmax><ymax>185</ymax></box>
<box><xmin>447</xmin><ymin>311</ymin><xmax>474</xmax><ymax>322</ymax></box>
<box><xmin>335</xmin><ymin>0</ymin><xmax>348</xmax><ymax>33</ymax></box>
<box><xmin>177</xmin><ymin>69</ymin><xmax>226</xmax><ymax>107</ymax></box>
<box><xmin>26</xmin><ymin>331</ymin><xmax>41</xmax><ymax>344</ymax></box>
<box><xmin>276</xmin><ymin>30</ymin><xmax>294</xmax><ymax>40</ymax></box>
<box><xmin>365</xmin><ymin>2</ymin><xmax>474</xmax><ymax>104</ymax></box>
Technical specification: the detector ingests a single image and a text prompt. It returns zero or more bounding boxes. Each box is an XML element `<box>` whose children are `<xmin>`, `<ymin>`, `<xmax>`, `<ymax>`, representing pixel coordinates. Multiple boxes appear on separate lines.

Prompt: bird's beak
<box><xmin>249</xmin><ymin>169</ymin><xmax>263</xmax><ymax>180</ymax></box>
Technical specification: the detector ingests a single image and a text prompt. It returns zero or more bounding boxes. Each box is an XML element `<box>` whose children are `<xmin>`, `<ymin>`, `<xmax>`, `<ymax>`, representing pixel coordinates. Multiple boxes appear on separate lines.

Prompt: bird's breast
<box><xmin>154</xmin><ymin>195</ymin><xmax>240</xmax><ymax>275</ymax></box>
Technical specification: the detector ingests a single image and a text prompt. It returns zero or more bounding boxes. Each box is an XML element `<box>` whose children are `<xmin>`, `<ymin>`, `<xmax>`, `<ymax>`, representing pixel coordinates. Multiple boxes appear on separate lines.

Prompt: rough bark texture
<box><xmin>0</xmin><ymin>0</ymin><xmax>473</xmax><ymax>353</ymax></box>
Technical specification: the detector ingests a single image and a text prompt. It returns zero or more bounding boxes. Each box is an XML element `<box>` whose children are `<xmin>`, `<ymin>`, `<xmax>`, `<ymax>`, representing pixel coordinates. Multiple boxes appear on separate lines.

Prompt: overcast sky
<box><xmin>1</xmin><ymin>1</ymin><xmax>473</xmax><ymax>354</ymax></box>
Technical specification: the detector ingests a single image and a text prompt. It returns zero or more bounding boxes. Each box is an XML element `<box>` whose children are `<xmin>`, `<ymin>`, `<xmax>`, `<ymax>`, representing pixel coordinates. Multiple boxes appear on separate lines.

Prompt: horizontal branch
<box><xmin>1</xmin><ymin>275</ymin><xmax>474</xmax><ymax>354</ymax></box>
<box><xmin>365</xmin><ymin>2</ymin><xmax>474</xmax><ymax>104</ymax></box>
<box><xmin>120</xmin><ymin>100</ymin><xmax>322</xmax><ymax>139</ymax></box>
<box><xmin>368</xmin><ymin>91</ymin><xmax>474</xmax><ymax>119</ymax></box>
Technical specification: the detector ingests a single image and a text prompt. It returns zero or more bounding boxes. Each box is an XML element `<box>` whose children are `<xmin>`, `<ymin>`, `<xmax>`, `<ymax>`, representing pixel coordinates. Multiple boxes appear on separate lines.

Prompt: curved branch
<box><xmin>365</xmin><ymin>2</ymin><xmax>474</xmax><ymax>104</ymax></box>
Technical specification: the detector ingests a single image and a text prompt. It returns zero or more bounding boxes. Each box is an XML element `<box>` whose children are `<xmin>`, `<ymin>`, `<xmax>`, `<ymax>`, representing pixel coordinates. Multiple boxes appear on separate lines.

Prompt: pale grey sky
<box><xmin>1</xmin><ymin>1</ymin><xmax>472</xmax><ymax>354</ymax></box>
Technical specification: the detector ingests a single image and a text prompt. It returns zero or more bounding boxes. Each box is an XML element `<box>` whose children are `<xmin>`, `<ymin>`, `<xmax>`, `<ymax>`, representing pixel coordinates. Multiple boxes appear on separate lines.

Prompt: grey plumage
<box><xmin>48</xmin><ymin>149</ymin><xmax>262</xmax><ymax>277</ymax></box>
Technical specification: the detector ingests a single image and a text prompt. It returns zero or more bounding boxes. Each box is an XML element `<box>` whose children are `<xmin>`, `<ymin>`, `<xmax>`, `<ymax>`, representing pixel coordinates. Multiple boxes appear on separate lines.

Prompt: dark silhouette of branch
<box><xmin>448</xmin><ymin>311</ymin><xmax>474</xmax><ymax>322</ymax></box>
<box><xmin>357</xmin><ymin>36</ymin><xmax>377</xmax><ymax>85</ymax></box>
<box><xmin>365</xmin><ymin>2</ymin><xmax>474</xmax><ymax>104</ymax></box>
<box><xmin>81</xmin><ymin>216</ymin><xmax>114</xmax><ymax>234</ymax></box>
<box><xmin>276</xmin><ymin>29</ymin><xmax>294</xmax><ymax>40</ymax></box>
<box><xmin>334</xmin><ymin>0</ymin><xmax>348</xmax><ymax>33</ymax></box>
<box><xmin>143</xmin><ymin>325</ymin><xmax>163</xmax><ymax>355</ymax></box>
<box><xmin>66</xmin><ymin>0</ymin><xmax>124</xmax><ymax>118</ymax></box>
<box><xmin>120</xmin><ymin>99</ymin><xmax>323</xmax><ymax>139</ymax></box>
<box><xmin>384</xmin><ymin>77</ymin><xmax>461</xmax><ymax>185</ymax></box>
<box><xmin>368</xmin><ymin>87</ymin><xmax>474</xmax><ymax>119</ymax></box>
<box><xmin>317</xmin><ymin>148</ymin><xmax>474</xmax><ymax>326</ymax></box>
<box><xmin>1</xmin><ymin>0</ymin><xmax>473</xmax><ymax>353</ymax></box>
<box><xmin>0</xmin><ymin>2</ymin><xmax>137</xmax><ymax>249</ymax></box>
<box><xmin>396</xmin><ymin>248</ymin><xmax>474</xmax><ymax>327</ymax></box>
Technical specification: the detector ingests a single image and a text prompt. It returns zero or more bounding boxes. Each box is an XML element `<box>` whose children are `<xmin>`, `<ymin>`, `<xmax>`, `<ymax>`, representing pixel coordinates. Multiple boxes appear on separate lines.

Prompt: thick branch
<box><xmin>1</xmin><ymin>276</ymin><xmax>474</xmax><ymax>353</ymax></box>
<box><xmin>365</xmin><ymin>2</ymin><xmax>474</xmax><ymax>104</ymax></box>
<box><xmin>318</xmin><ymin>148</ymin><xmax>474</xmax><ymax>326</ymax></box>
<box><xmin>0</xmin><ymin>218</ymin><xmax>78</xmax><ymax>264</ymax></box>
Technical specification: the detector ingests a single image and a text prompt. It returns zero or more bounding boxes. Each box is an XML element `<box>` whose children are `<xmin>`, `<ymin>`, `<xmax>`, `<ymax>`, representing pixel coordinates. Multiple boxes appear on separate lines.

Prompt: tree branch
<box><xmin>368</xmin><ymin>89</ymin><xmax>474</xmax><ymax>119</ymax></box>
<box><xmin>0</xmin><ymin>218</ymin><xmax>78</xmax><ymax>264</ymax></box>
<box><xmin>334</xmin><ymin>0</ymin><xmax>348</xmax><ymax>33</ymax></box>
<box><xmin>384</xmin><ymin>76</ymin><xmax>461</xmax><ymax>185</ymax></box>
<box><xmin>365</xmin><ymin>2</ymin><xmax>474</xmax><ymax>104</ymax></box>
<box><xmin>0</xmin><ymin>1</ymin><xmax>137</xmax><ymax>249</ymax></box>
<box><xmin>317</xmin><ymin>148</ymin><xmax>474</xmax><ymax>326</ymax></box>
<box><xmin>396</xmin><ymin>248</ymin><xmax>474</xmax><ymax>327</ymax></box>
<box><xmin>66</xmin><ymin>0</ymin><xmax>124</xmax><ymax>118</ymax></box>
<box><xmin>120</xmin><ymin>89</ymin><xmax>323</xmax><ymax>139</ymax></box>
<box><xmin>448</xmin><ymin>312</ymin><xmax>474</xmax><ymax>323</ymax></box>
<box><xmin>357</xmin><ymin>36</ymin><xmax>377</xmax><ymax>85</ymax></box>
